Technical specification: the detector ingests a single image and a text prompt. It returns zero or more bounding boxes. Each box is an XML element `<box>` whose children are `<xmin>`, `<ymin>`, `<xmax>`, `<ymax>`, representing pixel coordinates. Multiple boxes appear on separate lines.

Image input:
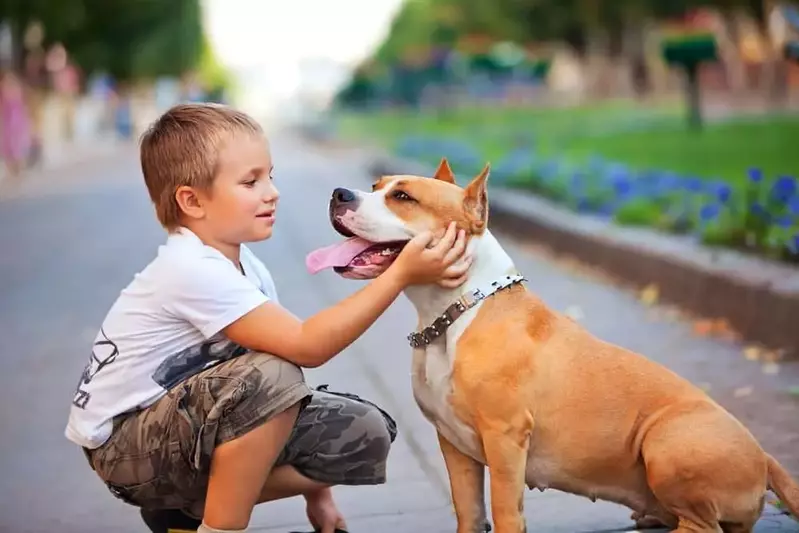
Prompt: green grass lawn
<box><xmin>562</xmin><ymin>116</ymin><xmax>799</xmax><ymax>185</ymax></box>
<box><xmin>336</xmin><ymin>100</ymin><xmax>680</xmax><ymax>156</ymax></box>
<box><xmin>335</xmin><ymin>103</ymin><xmax>797</xmax><ymax>186</ymax></box>
<box><xmin>334</xmin><ymin>102</ymin><xmax>799</xmax><ymax>262</ymax></box>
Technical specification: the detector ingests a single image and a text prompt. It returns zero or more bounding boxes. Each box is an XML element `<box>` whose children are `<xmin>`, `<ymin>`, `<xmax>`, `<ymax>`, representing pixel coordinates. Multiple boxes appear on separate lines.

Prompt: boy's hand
<box><xmin>391</xmin><ymin>222</ymin><xmax>471</xmax><ymax>288</ymax></box>
<box><xmin>304</xmin><ymin>488</ymin><xmax>347</xmax><ymax>533</ymax></box>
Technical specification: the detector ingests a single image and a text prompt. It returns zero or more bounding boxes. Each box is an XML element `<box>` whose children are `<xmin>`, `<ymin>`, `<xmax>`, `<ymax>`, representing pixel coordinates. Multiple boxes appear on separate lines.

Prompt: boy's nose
<box><xmin>333</xmin><ymin>188</ymin><xmax>356</xmax><ymax>204</ymax></box>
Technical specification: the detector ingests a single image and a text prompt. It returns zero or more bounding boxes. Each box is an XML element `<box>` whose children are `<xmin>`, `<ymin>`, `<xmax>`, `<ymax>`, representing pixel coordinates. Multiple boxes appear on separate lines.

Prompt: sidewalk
<box><xmin>0</xmin><ymin>137</ymin><xmax>133</xmax><ymax>201</ymax></box>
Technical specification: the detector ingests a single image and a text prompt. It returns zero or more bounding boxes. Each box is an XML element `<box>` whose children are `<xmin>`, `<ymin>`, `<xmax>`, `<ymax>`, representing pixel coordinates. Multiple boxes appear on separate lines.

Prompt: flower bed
<box><xmin>395</xmin><ymin>134</ymin><xmax>799</xmax><ymax>264</ymax></box>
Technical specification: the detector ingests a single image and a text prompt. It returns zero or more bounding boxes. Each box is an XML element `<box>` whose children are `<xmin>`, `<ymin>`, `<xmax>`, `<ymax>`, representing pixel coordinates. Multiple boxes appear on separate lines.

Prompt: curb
<box><xmin>366</xmin><ymin>151</ymin><xmax>799</xmax><ymax>359</ymax></box>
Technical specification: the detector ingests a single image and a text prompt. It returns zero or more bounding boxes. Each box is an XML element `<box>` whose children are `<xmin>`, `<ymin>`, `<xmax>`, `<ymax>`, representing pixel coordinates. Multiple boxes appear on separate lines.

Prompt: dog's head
<box><xmin>305</xmin><ymin>158</ymin><xmax>489</xmax><ymax>280</ymax></box>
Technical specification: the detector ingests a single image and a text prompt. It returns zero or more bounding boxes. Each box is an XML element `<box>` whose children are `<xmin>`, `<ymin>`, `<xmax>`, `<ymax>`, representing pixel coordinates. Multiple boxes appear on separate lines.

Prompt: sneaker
<box><xmin>140</xmin><ymin>508</ymin><xmax>202</xmax><ymax>533</ymax></box>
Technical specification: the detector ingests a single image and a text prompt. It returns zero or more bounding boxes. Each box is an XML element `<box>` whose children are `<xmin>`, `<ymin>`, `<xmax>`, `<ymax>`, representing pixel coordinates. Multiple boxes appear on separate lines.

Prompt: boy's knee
<box><xmin>284</xmin><ymin>392</ymin><xmax>396</xmax><ymax>486</ymax></box>
<box><xmin>204</xmin><ymin>352</ymin><xmax>313</xmax><ymax>444</ymax></box>
<box><xmin>350</xmin><ymin>403</ymin><xmax>393</xmax><ymax>465</ymax></box>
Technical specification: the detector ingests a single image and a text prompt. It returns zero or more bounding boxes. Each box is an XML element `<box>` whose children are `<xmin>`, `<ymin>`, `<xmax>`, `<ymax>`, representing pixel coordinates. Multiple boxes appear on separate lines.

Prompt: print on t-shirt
<box><xmin>73</xmin><ymin>328</ymin><xmax>120</xmax><ymax>410</ymax></box>
<box><xmin>152</xmin><ymin>336</ymin><xmax>247</xmax><ymax>390</ymax></box>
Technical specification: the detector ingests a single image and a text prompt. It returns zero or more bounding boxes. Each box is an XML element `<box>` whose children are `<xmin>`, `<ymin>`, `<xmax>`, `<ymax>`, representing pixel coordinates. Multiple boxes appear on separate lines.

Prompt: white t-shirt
<box><xmin>65</xmin><ymin>228</ymin><xmax>278</xmax><ymax>449</ymax></box>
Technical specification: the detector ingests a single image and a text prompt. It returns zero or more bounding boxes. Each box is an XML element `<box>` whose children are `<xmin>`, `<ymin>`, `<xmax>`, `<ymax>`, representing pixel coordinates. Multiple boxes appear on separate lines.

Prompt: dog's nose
<box><xmin>333</xmin><ymin>188</ymin><xmax>356</xmax><ymax>203</ymax></box>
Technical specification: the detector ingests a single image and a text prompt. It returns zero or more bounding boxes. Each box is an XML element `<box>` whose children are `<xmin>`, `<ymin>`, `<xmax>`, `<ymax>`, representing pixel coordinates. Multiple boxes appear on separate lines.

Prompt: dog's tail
<box><xmin>767</xmin><ymin>453</ymin><xmax>799</xmax><ymax>517</ymax></box>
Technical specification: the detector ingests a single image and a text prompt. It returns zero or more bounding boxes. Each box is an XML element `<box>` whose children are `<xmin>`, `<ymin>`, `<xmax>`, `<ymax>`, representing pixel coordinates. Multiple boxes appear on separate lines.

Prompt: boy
<box><xmin>65</xmin><ymin>103</ymin><xmax>471</xmax><ymax>533</ymax></box>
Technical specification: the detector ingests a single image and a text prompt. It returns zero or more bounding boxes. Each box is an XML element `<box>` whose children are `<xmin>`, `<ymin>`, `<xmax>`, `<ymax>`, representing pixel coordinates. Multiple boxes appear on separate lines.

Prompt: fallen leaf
<box><xmin>639</xmin><ymin>284</ymin><xmax>659</xmax><ymax>306</ymax></box>
<box><xmin>693</xmin><ymin>320</ymin><xmax>715</xmax><ymax>336</ymax></box>
<box><xmin>744</xmin><ymin>345</ymin><xmax>763</xmax><ymax>361</ymax></box>
<box><xmin>690</xmin><ymin>318</ymin><xmax>735</xmax><ymax>339</ymax></box>
<box><xmin>734</xmin><ymin>386</ymin><xmax>754</xmax><ymax>398</ymax></box>
<box><xmin>761</xmin><ymin>349</ymin><xmax>784</xmax><ymax>363</ymax></box>
<box><xmin>762</xmin><ymin>362</ymin><xmax>780</xmax><ymax>375</ymax></box>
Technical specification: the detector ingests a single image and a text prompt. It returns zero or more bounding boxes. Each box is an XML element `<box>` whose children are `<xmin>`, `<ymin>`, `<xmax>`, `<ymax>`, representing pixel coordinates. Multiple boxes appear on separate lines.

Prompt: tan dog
<box><xmin>305</xmin><ymin>158</ymin><xmax>799</xmax><ymax>533</ymax></box>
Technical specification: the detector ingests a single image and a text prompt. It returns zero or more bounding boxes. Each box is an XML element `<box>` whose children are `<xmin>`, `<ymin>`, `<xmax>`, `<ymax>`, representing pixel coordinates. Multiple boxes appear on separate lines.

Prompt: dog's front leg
<box><xmin>438</xmin><ymin>432</ymin><xmax>489</xmax><ymax>533</ymax></box>
<box><xmin>482</xmin><ymin>426</ymin><xmax>530</xmax><ymax>533</ymax></box>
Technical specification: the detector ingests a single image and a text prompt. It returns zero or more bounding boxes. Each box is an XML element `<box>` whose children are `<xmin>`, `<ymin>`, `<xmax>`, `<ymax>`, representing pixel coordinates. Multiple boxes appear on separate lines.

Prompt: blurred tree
<box><xmin>334</xmin><ymin>0</ymin><xmax>799</xmax><ymax>107</ymax></box>
<box><xmin>0</xmin><ymin>0</ymin><xmax>205</xmax><ymax>82</ymax></box>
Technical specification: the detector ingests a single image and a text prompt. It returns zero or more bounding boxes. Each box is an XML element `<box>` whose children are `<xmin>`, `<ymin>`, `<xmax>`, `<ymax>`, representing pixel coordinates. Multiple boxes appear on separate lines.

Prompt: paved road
<box><xmin>1</xmin><ymin>134</ymin><xmax>797</xmax><ymax>532</ymax></box>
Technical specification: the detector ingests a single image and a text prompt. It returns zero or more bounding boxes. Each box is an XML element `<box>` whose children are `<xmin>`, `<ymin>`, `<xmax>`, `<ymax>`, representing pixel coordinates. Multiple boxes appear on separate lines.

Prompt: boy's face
<box><xmin>199</xmin><ymin>131</ymin><xmax>279</xmax><ymax>244</ymax></box>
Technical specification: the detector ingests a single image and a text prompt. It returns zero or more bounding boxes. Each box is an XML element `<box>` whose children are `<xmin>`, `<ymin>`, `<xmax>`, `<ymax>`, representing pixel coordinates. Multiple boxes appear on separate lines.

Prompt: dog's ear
<box><xmin>432</xmin><ymin>157</ymin><xmax>456</xmax><ymax>184</ymax></box>
<box><xmin>464</xmin><ymin>163</ymin><xmax>489</xmax><ymax>232</ymax></box>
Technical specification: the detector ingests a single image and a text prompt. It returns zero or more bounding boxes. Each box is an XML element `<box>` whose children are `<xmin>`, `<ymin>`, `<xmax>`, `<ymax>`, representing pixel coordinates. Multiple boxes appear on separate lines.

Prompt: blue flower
<box><xmin>712</xmin><ymin>182</ymin><xmax>732</xmax><ymax>203</ymax></box>
<box><xmin>684</xmin><ymin>177</ymin><xmax>704</xmax><ymax>193</ymax></box>
<box><xmin>748</xmin><ymin>167</ymin><xmax>763</xmax><ymax>183</ymax></box>
<box><xmin>700</xmin><ymin>203</ymin><xmax>721</xmax><ymax>222</ymax></box>
<box><xmin>776</xmin><ymin>215</ymin><xmax>794</xmax><ymax>229</ymax></box>
<box><xmin>789</xmin><ymin>196</ymin><xmax>799</xmax><ymax>215</ymax></box>
<box><xmin>613</xmin><ymin>177</ymin><xmax>632</xmax><ymax>197</ymax></box>
<box><xmin>770</xmin><ymin>175</ymin><xmax>798</xmax><ymax>203</ymax></box>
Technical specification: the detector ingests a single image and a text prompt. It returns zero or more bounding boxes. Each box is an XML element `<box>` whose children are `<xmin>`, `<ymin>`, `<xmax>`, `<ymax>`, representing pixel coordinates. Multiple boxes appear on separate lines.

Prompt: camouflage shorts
<box><xmin>84</xmin><ymin>352</ymin><xmax>398</xmax><ymax>518</ymax></box>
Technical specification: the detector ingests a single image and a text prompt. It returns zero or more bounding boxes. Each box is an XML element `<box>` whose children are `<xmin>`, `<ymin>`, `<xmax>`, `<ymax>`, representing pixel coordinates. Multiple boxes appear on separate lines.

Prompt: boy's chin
<box><xmin>250</xmin><ymin>227</ymin><xmax>273</xmax><ymax>241</ymax></box>
<box><xmin>238</xmin><ymin>225</ymin><xmax>273</xmax><ymax>243</ymax></box>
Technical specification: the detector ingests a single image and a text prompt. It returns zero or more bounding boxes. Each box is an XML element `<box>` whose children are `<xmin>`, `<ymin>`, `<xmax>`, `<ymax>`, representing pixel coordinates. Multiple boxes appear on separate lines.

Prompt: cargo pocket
<box><xmin>313</xmin><ymin>384</ymin><xmax>398</xmax><ymax>443</ymax></box>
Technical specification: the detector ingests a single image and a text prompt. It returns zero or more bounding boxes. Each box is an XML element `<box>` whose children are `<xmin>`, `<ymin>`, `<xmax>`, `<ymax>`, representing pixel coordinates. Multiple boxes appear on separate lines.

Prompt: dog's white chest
<box><xmin>410</xmin><ymin>338</ymin><xmax>485</xmax><ymax>464</ymax></box>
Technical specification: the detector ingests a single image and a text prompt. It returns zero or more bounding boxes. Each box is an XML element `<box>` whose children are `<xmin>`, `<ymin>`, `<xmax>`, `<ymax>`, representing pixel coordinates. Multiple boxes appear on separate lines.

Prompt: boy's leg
<box><xmin>269</xmin><ymin>387</ymin><xmax>396</xmax><ymax>496</ymax></box>
<box><xmin>203</xmin><ymin>402</ymin><xmax>300</xmax><ymax>529</ymax></box>
<box><xmin>86</xmin><ymin>352</ymin><xmax>313</xmax><ymax>527</ymax></box>
<box><xmin>84</xmin><ymin>352</ymin><xmax>397</xmax><ymax>530</ymax></box>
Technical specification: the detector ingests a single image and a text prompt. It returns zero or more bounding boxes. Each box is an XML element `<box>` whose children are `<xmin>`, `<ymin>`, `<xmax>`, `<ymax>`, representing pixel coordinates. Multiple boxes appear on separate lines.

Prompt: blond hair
<box><xmin>139</xmin><ymin>103</ymin><xmax>263</xmax><ymax>231</ymax></box>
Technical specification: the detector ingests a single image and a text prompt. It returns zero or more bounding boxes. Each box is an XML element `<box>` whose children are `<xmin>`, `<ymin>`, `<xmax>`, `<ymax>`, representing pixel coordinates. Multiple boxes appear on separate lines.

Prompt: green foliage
<box><xmin>333</xmin><ymin>0</ymin><xmax>778</xmax><ymax>105</ymax></box>
<box><xmin>1</xmin><ymin>0</ymin><xmax>206</xmax><ymax>82</ymax></box>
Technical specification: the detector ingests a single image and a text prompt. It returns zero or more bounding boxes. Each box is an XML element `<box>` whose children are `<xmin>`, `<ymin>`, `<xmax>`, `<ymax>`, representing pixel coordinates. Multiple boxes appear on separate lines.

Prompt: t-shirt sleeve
<box><xmin>161</xmin><ymin>255</ymin><xmax>270</xmax><ymax>339</ymax></box>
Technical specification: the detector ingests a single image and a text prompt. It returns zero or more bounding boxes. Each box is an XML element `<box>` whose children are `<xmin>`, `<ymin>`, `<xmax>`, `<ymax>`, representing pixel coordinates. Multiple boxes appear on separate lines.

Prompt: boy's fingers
<box><xmin>443</xmin><ymin>256</ymin><xmax>472</xmax><ymax>278</ymax></box>
<box><xmin>442</xmin><ymin>230</ymin><xmax>468</xmax><ymax>265</ymax></box>
<box><xmin>431</xmin><ymin>223</ymin><xmax>457</xmax><ymax>256</ymax></box>
<box><xmin>438</xmin><ymin>273</ymin><xmax>469</xmax><ymax>288</ymax></box>
<box><xmin>408</xmin><ymin>230</ymin><xmax>434</xmax><ymax>251</ymax></box>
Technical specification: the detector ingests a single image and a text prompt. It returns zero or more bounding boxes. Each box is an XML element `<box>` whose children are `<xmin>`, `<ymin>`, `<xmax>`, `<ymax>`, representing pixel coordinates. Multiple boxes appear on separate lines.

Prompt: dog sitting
<box><xmin>306</xmin><ymin>158</ymin><xmax>799</xmax><ymax>533</ymax></box>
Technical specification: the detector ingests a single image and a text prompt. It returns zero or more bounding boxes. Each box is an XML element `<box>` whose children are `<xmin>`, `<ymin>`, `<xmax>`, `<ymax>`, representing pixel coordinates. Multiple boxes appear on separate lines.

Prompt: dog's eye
<box><xmin>391</xmin><ymin>190</ymin><xmax>414</xmax><ymax>202</ymax></box>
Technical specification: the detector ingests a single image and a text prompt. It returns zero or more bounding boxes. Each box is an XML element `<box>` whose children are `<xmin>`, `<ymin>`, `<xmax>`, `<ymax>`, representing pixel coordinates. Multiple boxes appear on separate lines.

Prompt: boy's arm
<box><xmin>223</xmin><ymin>265</ymin><xmax>405</xmax><ymax>368</ymax></box>
<box><xmin>224</xmin><ymin>223</ymin><xmax>468</xmax><ymax>368</ymax></box>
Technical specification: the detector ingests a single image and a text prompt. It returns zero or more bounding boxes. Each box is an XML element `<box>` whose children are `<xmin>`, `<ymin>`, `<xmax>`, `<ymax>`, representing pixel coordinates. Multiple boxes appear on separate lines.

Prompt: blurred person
<box><xmin>0</xmin><ymin>70</ymin><xmax>33</xmax><ymax>178</ymax></box>
<box><xmin>23</xmin><ymin>46</ymin><xmax>47</xmax><ymax>165</ymax></box>
<box><xmin>63</xmin><ymin>103</ymin><xmax>470</xmax><ymax>533</ymax></box>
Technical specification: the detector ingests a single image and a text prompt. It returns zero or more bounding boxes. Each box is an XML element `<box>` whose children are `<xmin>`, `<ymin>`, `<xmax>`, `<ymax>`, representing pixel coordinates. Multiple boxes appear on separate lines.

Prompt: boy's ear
<box><xmin>174</xmin><ymin>185</ymin><xmax>205</xmax><ymax>222</ymax></box>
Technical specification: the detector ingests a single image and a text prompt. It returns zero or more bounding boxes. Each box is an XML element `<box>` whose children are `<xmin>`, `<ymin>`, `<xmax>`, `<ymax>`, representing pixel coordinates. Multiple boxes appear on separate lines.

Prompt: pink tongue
<box><xmin>305</xmin><ymin>237</ymin><xmax>376</xmax><ymax>274</ymax></box>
